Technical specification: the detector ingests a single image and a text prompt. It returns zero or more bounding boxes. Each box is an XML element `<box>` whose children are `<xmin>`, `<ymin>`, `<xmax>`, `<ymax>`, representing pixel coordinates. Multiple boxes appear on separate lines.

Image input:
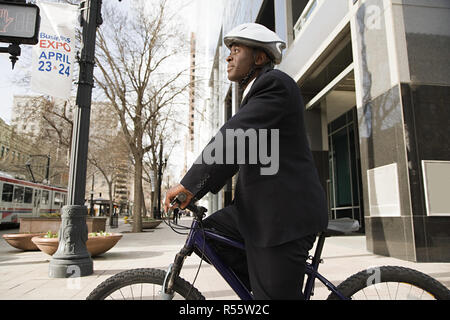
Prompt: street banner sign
<box><xmin>0</xmin><ymin>1</ymin><xmax>40</xmax><ymax>45</ymax></box>
<box><xmin>31</xmin><ymin>0</ymin><xmax>78</xmax><ymax>100</ymax></box>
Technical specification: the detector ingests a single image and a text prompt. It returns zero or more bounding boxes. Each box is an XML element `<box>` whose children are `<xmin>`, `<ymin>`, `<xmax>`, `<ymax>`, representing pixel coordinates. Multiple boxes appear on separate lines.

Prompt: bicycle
<box><xmin>87</xmin><ymin>193</ymin><xmax>450</xmax><ymax>300</ymax></box>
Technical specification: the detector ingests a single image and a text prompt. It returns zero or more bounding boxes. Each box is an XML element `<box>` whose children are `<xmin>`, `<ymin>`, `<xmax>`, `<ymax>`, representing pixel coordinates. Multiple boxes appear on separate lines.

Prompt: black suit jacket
<box><xmin>181</xmin><ymin>67</ymin><xmax>328</xmax><ymax>247</ymax></box>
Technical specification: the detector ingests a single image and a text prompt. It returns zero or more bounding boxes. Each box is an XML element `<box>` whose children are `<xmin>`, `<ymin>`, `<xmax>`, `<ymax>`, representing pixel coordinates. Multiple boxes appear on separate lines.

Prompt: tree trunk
<box><xmin>132</xmin><ymin>158</ymin><xmax>143</xmax><ymax>232</ymax></box>
<box><xmin>152</xmin><ymin>172</ymin><xmax>159</xmax><ymax>218</ymax></box>
<box><xmin>108</xmin><ymin>181</ymin><xmax>114</xmax><ymax>218</ymax></box>
<box><xmin>141</xmin><ymin>187</ymin><xmax>147</xmax><ymax>217</ymax></box>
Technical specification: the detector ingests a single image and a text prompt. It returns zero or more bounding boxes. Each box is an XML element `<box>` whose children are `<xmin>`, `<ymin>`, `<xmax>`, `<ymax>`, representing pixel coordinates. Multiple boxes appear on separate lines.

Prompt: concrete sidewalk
<box><xmin>0</xmin><ymin>217</ymin><xmax>449</xmax><ymax>300</ymax></box>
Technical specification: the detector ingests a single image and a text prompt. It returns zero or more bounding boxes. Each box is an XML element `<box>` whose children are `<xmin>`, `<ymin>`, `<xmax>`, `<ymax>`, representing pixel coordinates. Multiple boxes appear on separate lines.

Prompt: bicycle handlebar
<box><xmin>171</xmin><ymin>192</ymin><xmax>208</xmax><ymax>220</ymax></box>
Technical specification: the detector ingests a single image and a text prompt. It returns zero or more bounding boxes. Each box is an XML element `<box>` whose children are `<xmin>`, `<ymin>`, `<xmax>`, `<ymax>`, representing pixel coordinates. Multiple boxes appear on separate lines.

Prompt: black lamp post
<box><xmin>49</xmin><ymin>0</ymin><xmax>103</xmax><ymax>278</ymax></box>
<box><xmin>156</xmin><ymin>139</ymin><xmax>168</xmax><ymax>219</ymax></box>
<box><xmin>90</xmin><ymin>173</ymin><xmax>95</xmax><ymax>216</ymax></box>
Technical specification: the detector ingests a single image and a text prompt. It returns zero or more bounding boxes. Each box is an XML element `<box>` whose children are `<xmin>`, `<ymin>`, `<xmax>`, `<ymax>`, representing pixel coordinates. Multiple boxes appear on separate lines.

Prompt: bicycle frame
<box><xmin>184</xmin><ymin>219</ymin><xmax>253</xmax><ymax>300</ymax></box>
<box><xmin>165</xmin><ymin>216</ymin><xmax>349</xmax><ymax>300</ymax></box>
<box><xmin>303</xmin><ymin>233</ymin><xmax>349</xmax><ymax>300</ymax></box>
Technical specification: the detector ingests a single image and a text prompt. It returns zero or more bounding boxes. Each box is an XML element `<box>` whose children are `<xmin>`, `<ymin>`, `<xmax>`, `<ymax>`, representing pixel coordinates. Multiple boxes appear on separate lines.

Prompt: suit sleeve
<box><xmin>180</xmin><ymin>72</ymin><xmax>291</xmax><ymax>199</ymax></box>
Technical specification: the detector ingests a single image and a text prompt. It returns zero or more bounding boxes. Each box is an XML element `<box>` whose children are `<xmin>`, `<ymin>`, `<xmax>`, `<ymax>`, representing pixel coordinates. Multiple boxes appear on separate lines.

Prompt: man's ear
<box><xmin>254</xmin><ymin>49</ymin><xmax>270</xmax><ymax>66</ymax></box>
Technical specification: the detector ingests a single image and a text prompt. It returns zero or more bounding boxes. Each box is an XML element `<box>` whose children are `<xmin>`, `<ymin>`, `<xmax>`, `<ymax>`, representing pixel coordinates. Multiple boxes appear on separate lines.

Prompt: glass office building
<box><xmin>200</xmin><ymin>0</ymin><xmax>450</xmax><ymax>262</ymax></box>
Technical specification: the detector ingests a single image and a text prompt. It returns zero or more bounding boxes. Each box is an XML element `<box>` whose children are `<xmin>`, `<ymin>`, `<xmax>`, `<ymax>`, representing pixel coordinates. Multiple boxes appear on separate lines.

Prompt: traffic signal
<box><xmin>0</xmin><ymin>0</ymin><xmax>40</xmax><ymax>45</ymax></box>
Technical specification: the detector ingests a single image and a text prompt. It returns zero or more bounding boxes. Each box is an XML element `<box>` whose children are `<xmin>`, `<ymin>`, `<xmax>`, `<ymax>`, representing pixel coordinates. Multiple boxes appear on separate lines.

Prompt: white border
<box><xmin>367</xmin><ymin>163</ymin><xmax>402</xmax><ymax>217</ymax></box>
<box><xmin>421</xmin><ymin>160</ymin><xmax>450</xmax><ymax>216</ymax></box>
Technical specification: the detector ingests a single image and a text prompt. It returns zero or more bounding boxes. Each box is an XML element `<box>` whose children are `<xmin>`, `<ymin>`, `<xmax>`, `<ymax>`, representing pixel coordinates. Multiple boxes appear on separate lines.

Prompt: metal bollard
<box><xmin>109</xmin><ymin>212</ymin><xmax>118</xmax><ymax>228</ymax></box>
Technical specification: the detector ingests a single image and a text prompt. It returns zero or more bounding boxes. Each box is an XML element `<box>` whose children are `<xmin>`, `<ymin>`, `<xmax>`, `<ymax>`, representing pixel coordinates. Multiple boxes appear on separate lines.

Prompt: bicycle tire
<box><xmin>327</xmin><ymin>266</ymin><xmax>450</xmax><ymax>300</ymax></box>
<box><xmin>86</xmin><ymin>268</ymin><xmax>205</xmax><ymax>300</ymax></box>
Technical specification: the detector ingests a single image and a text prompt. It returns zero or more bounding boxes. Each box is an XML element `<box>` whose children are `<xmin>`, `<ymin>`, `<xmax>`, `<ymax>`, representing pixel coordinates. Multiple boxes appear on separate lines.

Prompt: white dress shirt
<box><xmin>242</xmin><ymin>77</ymin><xmax>256</xmax><ymax>102</ymax></box>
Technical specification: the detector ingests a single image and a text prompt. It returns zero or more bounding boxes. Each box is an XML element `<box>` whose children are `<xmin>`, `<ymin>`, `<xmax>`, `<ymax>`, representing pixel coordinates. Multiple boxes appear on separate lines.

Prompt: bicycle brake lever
<box><xmin>171</xmin><ymin>193</ymin><xmax>207</xmax><ymax>219</ymax></box>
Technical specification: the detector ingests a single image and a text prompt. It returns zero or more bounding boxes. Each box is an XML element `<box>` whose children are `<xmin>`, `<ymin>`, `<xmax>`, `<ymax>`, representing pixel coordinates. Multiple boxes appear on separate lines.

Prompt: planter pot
<box><xmin>141</xmin><ymin>220</ymin><xmax>163</xmax><ymax>229</ymax></box>
<box><xmin>19</xmin><ymin>217</ymin><xmax>107</xmax><ymax>234</ymax></box>
<box><xmin>31</xmin><ymin>236</ymin><xmax>59</xmax><ymax>256</ymax></box>
<box><xmin>86</xmin><ymin>234</ymin><xmax>123</xmax><ymax>256</ymax></box>
<box><xmin>130</xmin><ymin>219</ymin><xmax>163</xmax><ymax>229</ymax></box>
<box><xmin>31</xmin><ymin>233</ymin><xmax>123</xmax><ymax>257</ymax></box>
<box><xmin>2</xmin><ymin>233</ymin><xmax>46</xmax><ymax>251</ymax></box>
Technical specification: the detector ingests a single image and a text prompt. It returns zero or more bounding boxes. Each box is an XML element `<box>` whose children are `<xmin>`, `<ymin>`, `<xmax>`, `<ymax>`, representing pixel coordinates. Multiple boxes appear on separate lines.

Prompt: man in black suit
<box><xmin>165</xmin><ymin>23</ymin><xmax>328</xmax><ymax>299</ymax></box>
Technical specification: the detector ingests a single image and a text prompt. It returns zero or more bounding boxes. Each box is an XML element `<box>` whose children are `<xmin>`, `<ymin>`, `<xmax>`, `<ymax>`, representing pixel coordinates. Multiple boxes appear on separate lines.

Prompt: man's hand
<box><xmin>164</xmin><ymin>184</ymin><xmax>195</xmax><ymax>213</ymax></box>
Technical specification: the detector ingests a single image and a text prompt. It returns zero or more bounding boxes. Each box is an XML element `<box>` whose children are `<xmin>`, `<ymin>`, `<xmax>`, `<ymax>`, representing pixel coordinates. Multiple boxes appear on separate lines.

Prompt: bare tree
<box><xmin>13</xmin><ymin>95</ymin><xmax>133</xmax><ymax>210</ymax></box>
<box><xmin>142</xmin><ymin>102</ymin><xmax>181</xmax><ymax>218</ymax></box>
<box><xmin>94</xmin><ymin>0</ymin><xmax>191</xmax><ymax>232</ymax></box>
<box><xmin>88</xmin><ymin>131</ymin><xmax>129</xmax><ymax>218</ymax></box>
<box><xmin>9</xmin><ymin>96</ymin><xmax>73</xmax><ymax>186</ymax></box>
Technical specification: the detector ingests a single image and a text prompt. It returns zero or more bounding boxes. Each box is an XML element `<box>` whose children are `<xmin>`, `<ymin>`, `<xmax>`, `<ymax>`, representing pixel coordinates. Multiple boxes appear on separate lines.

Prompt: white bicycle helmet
<box><xmin>224</xmin><ymin>23</ymin><xmax>286</xmax><ymax>65</ymax></box>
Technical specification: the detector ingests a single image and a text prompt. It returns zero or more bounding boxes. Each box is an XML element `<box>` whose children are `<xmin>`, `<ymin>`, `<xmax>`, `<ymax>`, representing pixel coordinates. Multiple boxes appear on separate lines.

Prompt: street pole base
<box><xmin>49</xmin><ymin>257</ymin><xmax>93</xmax><ymax>278</ymax></box>
<box><xmin>48</xmin><ymin>205</ymin><xmax>94</xmax><ymax>278</ymax></box>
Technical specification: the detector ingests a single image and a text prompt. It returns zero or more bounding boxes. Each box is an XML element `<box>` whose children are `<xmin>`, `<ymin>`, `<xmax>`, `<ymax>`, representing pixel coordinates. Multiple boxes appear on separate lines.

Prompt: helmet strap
<box><xmin>238</xmin><ymin>49</ymin><xmax>274</xmax><ymax>90</ymax></box>
<box><xmin>238</xmin><ymin>65</ymin><xmax>257</xmax><ymax>90</ymax></box>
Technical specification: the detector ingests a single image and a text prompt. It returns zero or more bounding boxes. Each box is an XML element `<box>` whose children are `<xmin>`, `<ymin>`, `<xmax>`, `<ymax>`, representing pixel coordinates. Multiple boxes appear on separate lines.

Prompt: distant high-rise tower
<box><xmin>184</xmin><ymin>32</ymin><xmax>196</xmax><ymax>175</ymax></box>
<box><xmin>188</xmin><ymin>32</ymin><xmax>196</xmax><ymax>152</ymax></box>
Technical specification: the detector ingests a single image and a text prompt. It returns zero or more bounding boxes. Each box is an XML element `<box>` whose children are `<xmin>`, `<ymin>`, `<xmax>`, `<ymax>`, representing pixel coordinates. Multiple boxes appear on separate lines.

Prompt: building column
<box><xmin>304</xmin><ymin>101</ymin><xmax>329</xmax><ymax>194</ymax></box>
<box><xmin>350</xmin><ymin>0</ymin><xmax>450</xmax><ymax>261</ymax></box>
<box><xmin>274</xmin><ymin>0</ymin><xmax>294</xmax><ymax>47</ymax></box>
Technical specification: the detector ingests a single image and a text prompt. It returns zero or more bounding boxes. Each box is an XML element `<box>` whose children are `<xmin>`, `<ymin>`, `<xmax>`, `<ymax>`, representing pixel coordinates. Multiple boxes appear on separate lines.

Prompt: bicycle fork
<box><xmin>160</xmin><ymin>245</ymin><xmax>192</xmax><ymax>300</ymax></box>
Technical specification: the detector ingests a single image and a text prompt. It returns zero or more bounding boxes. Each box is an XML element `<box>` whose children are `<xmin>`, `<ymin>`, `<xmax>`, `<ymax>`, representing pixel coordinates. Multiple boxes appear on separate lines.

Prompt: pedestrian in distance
<box><xmin>165</xmin><ymin>23</ymin><xmax>328</xmax><ymax>300</ymax></box>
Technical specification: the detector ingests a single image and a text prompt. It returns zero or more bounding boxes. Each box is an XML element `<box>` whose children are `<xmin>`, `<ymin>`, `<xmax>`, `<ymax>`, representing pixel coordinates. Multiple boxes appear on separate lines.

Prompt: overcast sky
<box><xmin>0</xmin><ymin>0</ymin><xmax>224</xmax><ymax>125</ymax></box>
<box><xmin>0</xmin><ymin>55</ymin><xmax>22</xmax><ymax>123</ymax></box>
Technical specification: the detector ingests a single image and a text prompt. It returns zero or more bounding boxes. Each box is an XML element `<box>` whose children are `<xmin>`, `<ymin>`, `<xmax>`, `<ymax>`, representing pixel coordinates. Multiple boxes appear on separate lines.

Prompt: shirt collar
<box><xmin>242</xmin><ymin>77</ymin><xmax>256</xmax><ymax>102</ymax></box>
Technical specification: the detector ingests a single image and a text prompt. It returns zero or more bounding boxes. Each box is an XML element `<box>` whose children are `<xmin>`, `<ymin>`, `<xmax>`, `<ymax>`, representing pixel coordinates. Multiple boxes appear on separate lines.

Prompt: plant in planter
<box><xmin>2</xmin><ymin>232</ymin><xmax>47</xmax><ymax>251</ymax></box>
<box><xmin>31</xmin><ymin>231</ymin><xmax>122</xmax><ymax>257</ymax></box>
<box><xmin>28</xmin><ymin>231</ymin><xmax>60</xmax><ymax>256</ymax></box>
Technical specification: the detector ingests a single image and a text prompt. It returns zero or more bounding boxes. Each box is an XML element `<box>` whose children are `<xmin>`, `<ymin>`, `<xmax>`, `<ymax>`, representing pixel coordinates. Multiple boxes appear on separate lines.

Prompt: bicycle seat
<box><xmin>324</xmin><ymin>218</ymin><xmax>360</xmax><ymax>236</ymax></box>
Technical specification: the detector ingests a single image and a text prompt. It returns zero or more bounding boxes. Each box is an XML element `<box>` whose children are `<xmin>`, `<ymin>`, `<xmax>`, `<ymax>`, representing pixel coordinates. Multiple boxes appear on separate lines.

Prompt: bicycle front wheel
<box><xmin>327</xmin><ymin>266</ymin><xmax>450</xmax><ymax>300</ymax></box>
<box><xmin>86</xmin><ymin>268</ymin><xmax>205</xmax><ymax>300</ymax></box>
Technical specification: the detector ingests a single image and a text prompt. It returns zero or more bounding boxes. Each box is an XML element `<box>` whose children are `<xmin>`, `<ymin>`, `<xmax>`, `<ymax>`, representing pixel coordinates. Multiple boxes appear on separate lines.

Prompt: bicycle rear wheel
<box><xmin>86</xmin><ymin>268</ymin><xmax>205</xmax><ymax>300</ymax></box>
<box><xmin>327</xmin><ymin>266</ymin><xmax>450</xmax><ymax>300</ymax></box>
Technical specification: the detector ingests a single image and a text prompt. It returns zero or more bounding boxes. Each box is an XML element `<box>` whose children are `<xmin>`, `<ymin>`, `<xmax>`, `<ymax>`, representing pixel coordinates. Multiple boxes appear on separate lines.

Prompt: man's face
<box><xmin>226</xmin><ymin>44</ymin><xmax>255</xmax><ymax>82</ymax></box>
